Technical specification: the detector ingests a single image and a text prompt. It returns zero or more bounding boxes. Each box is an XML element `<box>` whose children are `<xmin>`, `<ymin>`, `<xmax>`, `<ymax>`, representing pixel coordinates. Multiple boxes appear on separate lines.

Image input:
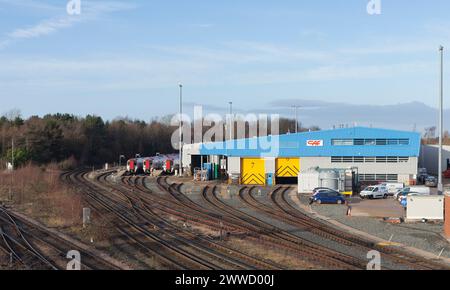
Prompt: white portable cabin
<box><xmin>406</xmin><ymin>195</ymin><xmax>444</xmax><ymax>221</ymax></box>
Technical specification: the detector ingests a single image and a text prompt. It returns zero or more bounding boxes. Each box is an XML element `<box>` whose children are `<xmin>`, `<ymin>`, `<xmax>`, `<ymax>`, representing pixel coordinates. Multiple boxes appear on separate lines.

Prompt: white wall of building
<box><xmin>420</xmin><ymin>145</ymin><xmax>450</xmax><ymax>175</ymax></box>
<box><xmin>182</xmin><ymin>143</ymin><xmax>201</xmax><ymax>168</ymax></box>
<box><xmin>228</xmin><ymin>157</ymin><xmax>241</xmax><ymax>174</ymax></box>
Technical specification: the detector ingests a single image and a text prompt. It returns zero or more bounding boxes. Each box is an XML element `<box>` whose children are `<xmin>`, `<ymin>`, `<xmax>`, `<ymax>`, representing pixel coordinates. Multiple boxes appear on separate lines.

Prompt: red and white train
<box><xmin>126</xmin><ymin>154</ymin><xmax>180</xmax><ymax>176</ymax></box>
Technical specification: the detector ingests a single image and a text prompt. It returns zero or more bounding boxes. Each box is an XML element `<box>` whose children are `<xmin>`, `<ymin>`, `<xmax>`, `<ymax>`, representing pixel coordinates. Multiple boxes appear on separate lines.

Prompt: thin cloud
<box><xmin>0</xmin><ymin>1</ymin><xmax>136</xmax><ymax>49</ymax></box>
<box><xmin>0</xmin><ymin>0</ymin><xmax>61</xmax><ymax>11</ymax></box>
<box><xmin>8</xmin><ymin>17</ymin><xmax>81</xmax><ymax>39</ymax></box>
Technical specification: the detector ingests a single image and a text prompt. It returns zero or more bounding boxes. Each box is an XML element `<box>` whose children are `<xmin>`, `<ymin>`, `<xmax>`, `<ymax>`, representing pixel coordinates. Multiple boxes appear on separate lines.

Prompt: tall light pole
<box><xmin>228</xmin><ymin>102</ymin><xmax>233</xmax><ymax>140</ymax></box>
<box><xmin>438</xmin><ymin>46</ymin><xmax>444</xmax><ymax>195</ymax></box>
<box><xmin>179</xmin><ymin>83</ymin><xmax>183</xmax><ymax>176</ymax></box>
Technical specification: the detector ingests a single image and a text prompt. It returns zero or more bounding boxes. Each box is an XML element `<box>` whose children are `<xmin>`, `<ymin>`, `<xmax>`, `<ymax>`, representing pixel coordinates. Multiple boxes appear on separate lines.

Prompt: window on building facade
<box><xmin>331</xmin><ymin>138</ymin><xmax>410</xmax><ymax>146</ymax></box>
<box><xmin>359</xmin><ymin>174</ymin><xmax>399</xmax><ymax>182</ymax></box>
<box><xmin>365</xmin><ymin>157</ymin><xmax>375</xmax><ymax>163</ymax></box>
<box><xmin>331</xmin><ymin>156</ymin><xmax>343</xmax><ymax>163</ymax></box>
<box><xmin>353</xmin><ymin>156</ymin><xmax>364</xmax><ymax>163</ymax></box>
<box><xmin>331</xmin><ymin>139</ymin><xmax>353</xmax><ymax>146</ymax></box>
<box><xmin>331</xmin><ymin>156</ymin><xmax>409</xmax><ymax>163</ymax></box>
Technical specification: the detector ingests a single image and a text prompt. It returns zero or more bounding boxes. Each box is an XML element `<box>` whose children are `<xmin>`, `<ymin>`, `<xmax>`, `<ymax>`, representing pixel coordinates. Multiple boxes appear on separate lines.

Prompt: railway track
<box><xmin>199</xmin><ymin>184</ymin><xmax>368</xmax><ymax>269</ymax></box>
<box><xmin>270</xmin><ymin>186</ymin><xmax>450</xmax><ymax>270</ymax></box>
<box><xmin>63</xmin><ymin>169</ymin><xmax>219</xmax><ymax>270</ymax></box>
<box><xmin>0</xmin><ymin>207</ymin><xmax>121</xmax><ymax>270</ymax></box>
<box><xmin>236</xmin><ymin>184</ymin><xmax>449</xmax><ymax>270</ymax></box>
<box><xmin>112</xmin><ymin>175</ymin><xmax>283</xmax><ymax>269</ymax></box>
<box><xmin>0</xmin><ymin>209</ymin><xmax>54</xmax><ymax>270</ymax></box>
<box><xmin>64</xmin><ymin>169</ymin><xmax>278</xmax><ymax>270</ymax></box>
<box><xmin>61</xmin><ymin>169</ymin><xmax>450</xmax><ymax>270</ymax></box>
<box><xmin>105</xmin><ymin>176</ymin><xmax>271</xmax><ymax>270</ymax></box>
<box><xmin>135</xmin><ymin>176</ymin><xmax>366</xmax><ymax>269</ymax></box>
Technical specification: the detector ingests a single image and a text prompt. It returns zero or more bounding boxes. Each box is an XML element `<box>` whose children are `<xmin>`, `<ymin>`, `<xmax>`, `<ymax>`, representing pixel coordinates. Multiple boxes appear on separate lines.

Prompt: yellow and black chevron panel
<box><xmin>276</xmin><ymin>158</ymin><xmax>300</xmax><ymax>178</ymax></box>
<box><xmin>241</xmin><ymin>158</ymin><xmax>266</xmax><ymax>185</ymax></box>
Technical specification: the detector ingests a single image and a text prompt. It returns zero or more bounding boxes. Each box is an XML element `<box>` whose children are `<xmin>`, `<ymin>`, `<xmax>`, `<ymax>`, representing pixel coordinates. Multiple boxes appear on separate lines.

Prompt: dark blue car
<box><xmin>310</xmin><ymin>190</ymin><xmax>346</xmax><ymax>205</ymax></box>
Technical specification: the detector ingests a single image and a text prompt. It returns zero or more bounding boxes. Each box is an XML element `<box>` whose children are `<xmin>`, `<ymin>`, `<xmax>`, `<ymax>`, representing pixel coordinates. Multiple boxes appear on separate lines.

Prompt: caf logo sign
<box><xmin>306</xmin><ymin>140</ymin><xmax>324</xmax><ymax>147</ymax></box>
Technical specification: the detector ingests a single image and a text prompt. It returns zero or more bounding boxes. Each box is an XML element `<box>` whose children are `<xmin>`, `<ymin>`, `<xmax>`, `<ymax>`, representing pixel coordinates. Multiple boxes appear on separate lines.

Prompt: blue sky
<box><xmin>0</xmin><ymin>0</ymin><xmax>449</xmax><ymax>125</ymax></box>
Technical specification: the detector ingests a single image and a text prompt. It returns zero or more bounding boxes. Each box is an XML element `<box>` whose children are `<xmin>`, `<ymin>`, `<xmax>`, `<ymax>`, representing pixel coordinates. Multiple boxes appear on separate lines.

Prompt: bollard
<box><xmin>445</xmin><ymin>194</ymin><xmax>450</xmax><ymax>239</ymax></box>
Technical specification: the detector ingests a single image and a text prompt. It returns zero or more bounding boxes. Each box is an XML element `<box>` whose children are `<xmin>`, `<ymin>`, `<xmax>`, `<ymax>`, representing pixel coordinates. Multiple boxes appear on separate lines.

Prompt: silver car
<box><xmin>425</xmin><ymin>176</ymin><xmax>438</xmax><ymax>188</ymax></box>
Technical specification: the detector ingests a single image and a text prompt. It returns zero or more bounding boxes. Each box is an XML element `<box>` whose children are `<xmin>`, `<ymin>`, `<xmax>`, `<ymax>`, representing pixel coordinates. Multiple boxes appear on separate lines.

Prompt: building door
<box><xmin>241</xmin><ymin>158</ymin><xmax>266</xmax><ymax>185</ymax></box>
<box><xmin>276</xmin><ymin>158</ymin><xmax>300</xmax><ymax>184</ymax></box>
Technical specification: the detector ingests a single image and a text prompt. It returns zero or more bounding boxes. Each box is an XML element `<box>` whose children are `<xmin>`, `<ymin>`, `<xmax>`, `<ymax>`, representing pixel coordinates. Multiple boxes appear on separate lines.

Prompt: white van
<box><xmin>394</xmin><ymin>186</ymin><xmax>431</xmax><ymax>200</ymax></box>
<box><xmin>360</xmin><ymin>185</ymin><xmax>389</xmax><ymax>199</ymax></box>
<box><xmin>380</xmin><ymin>183</ymin><xmax>404</xmax><ymax>195</ymax></box>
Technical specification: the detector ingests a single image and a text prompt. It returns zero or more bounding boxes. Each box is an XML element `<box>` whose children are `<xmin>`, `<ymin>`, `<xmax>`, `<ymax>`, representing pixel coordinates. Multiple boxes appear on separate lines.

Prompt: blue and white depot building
<box><xmin>182</xmin><ymin>127</ymin><xmax>421</xmax><ymax>185</ymax></box>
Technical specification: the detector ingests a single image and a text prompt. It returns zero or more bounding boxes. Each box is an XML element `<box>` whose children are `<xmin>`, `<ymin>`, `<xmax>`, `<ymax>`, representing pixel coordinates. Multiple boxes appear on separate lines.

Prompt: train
<box><xmin>143</xmin><ymin>158</ymin><xmax>153</xmax><ymax>175</ymax></box>
<box><xmin>126</xmin><ymin>158</ymin><xmax>144</xmax><ymax>175</ymax></box>
<box><xmin>126</xmin><ymin>154</ymin><xmax>180</xmax><ymax>176</ymax></box>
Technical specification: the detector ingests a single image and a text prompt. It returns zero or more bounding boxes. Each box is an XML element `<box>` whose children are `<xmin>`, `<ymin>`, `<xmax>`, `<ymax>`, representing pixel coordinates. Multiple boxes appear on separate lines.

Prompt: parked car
<box><xmin>418</xmin><ymin>168</ymin><xmax>428</xmax><ymax>184</ymax></box>
<box><xmin>312</xmin><ymin>187</ymin><xmax>339</xmax><ymax>195</ymax></box>
<box><xmin>379</xmin><ymin>183</ymin><xmax>404</xmax><ymax>196</ymax></box>
<box><xmin>424</xmin><ymin>176</ymin><xmax>438</xmax><ymax>187</ymax></box>
<box><xmin>398</xmin><ymin>192</ymin><xmax>431</xmax><ymax>205</ymax></box>
<box><xmin>395</xmin><ymin>186</ymin><xmax>431</xmax><ymax>201</ymax></box>
<box><xmin>309</xmin><ymin>190</ymin><xmax>346</xmax><ymax>205</ymax></box>
<box><xmin>360</xmin><ymin>185</ymin><xmax>388</xmax><ymax>199</ymax></box>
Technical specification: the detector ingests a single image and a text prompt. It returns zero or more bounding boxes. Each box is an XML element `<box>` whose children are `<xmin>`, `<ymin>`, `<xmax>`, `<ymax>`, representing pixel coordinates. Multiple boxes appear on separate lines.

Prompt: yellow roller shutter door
<box><xmin>241</xmin><ymin>158</ymin><xmax>266</xmax><ymax>185</ymax></box>
<box><xmin>276</xmin><ymin>158</ymin><xmax>300</xmax><ymax>177</ymax></box>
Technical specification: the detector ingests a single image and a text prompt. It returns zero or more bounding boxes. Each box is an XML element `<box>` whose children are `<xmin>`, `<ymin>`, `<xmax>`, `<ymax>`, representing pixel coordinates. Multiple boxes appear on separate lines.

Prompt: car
<box><xmin>309</xmin><ymin>190</ymin><xmax>346</xmax><ymax>205</ymax></box>
<box><xmin>394</xmin><ymin>186</ymin><xmax>431</xmax><ymax>200</ymax></box>
<box><xmin>417</xmin><ymin>168</ymin><xmax>428</xmax><ymax>184</ymax></box>
<box><xmin>360</xmin><ymin>185</ymin><xmax>388</xmax><ymax>199</ymax></box>
<box><xmin>379</xmin><ymin>183</ymin><xmax>404</xmax><ymax>196</ymax></box>
<box><xmin>398</xmin><ymin>192</ymin><xmax>430</xmax><ymax>207</ymax></box>
<box><xmin>312</xmin><ymin>187</ymin><xmax>339</xmax><ymax>195</ymax></box>
<box><xmin>425</xmin><ymin>176</ymin><xmax>438</xmax><ymax>187</ymax></box>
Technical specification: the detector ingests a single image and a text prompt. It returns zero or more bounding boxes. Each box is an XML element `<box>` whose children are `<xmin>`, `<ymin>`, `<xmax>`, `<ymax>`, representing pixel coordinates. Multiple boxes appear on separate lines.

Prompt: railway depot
<box><xmin>182</xmin><ymin>127</ymin><xmax>421</xmax><ymax>191</ymax></box>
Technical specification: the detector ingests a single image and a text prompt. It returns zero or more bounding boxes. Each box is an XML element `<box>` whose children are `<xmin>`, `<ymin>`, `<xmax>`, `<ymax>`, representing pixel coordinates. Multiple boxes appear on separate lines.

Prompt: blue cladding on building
<box><xmin>198</xmin><ymin>127</ymin><xmax>421</xmax><ymax>158</ymax></box>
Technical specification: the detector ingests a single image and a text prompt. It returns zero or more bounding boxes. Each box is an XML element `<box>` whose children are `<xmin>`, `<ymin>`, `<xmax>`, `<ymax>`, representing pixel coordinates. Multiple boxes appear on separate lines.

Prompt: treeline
<box><xmin>0</xmin><ymin>113</ymin><xmax>177</xmax><ymax>168</ymax></box>
<box><xmin>0</xmin><ymin>111</ymin><xmax>319</xmax><ymax>169</ymax></box>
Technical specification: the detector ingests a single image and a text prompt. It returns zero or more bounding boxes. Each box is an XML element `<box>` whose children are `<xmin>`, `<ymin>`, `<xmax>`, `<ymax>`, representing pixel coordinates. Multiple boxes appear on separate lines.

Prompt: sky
<box><xmin>0</xmin><ymin>0</ymin><xmax>450</xmax><ymax>128</ymax></box>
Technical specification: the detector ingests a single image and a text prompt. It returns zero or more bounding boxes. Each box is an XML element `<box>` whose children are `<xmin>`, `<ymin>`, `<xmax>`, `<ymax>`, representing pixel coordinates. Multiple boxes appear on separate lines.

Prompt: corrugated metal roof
<box><xmin>196</xmin><ymin>127</ymin><xmax>421</xmax><ymax>157</ymax></box>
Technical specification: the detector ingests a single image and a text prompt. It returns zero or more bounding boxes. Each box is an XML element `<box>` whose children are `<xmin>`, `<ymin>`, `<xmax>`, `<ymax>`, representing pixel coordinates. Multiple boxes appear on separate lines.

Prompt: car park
<box><xmin>309</xmin><ymin>190</ymin><xmax>346</xmax><ymax>205</ymax></box>
<box><xmin>360</xmin><ymin>185</ymin><xmax>388</xmax><ymax>199</ymax></box>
